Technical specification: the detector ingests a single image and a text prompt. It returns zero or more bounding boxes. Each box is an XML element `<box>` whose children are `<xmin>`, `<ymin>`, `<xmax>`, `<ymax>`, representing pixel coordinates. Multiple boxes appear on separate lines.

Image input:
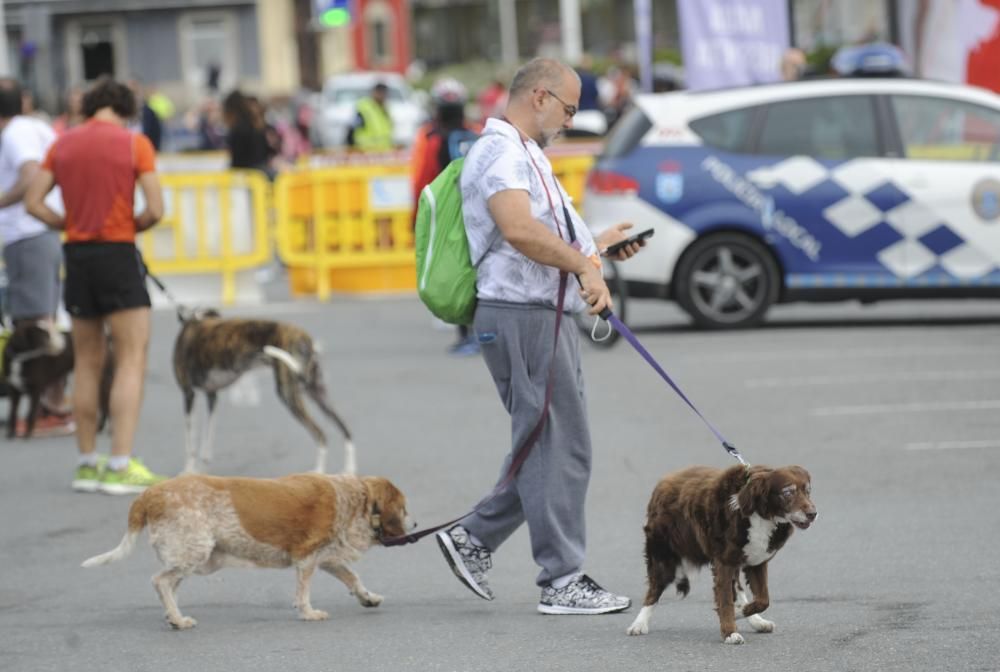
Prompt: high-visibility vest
<box><xmin>354</xmin><ymin>97</ymin><xmax>393</xmax><ymax>152</ymax></box>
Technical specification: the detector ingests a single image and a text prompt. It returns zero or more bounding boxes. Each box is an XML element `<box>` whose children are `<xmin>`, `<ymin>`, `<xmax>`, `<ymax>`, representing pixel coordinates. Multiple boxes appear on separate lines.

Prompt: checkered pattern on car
<box><xmin>746</xmin><ymin>156</ymin><xmax>1000</xmax><ymax>287</ymax></box>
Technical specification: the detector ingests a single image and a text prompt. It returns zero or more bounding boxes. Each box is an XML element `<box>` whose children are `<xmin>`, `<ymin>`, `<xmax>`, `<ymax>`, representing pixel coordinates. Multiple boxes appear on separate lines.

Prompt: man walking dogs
<box><xmin>436</xmin><ymin>58</ymin><xmax>645</xmax><ymax>614</ymax></box>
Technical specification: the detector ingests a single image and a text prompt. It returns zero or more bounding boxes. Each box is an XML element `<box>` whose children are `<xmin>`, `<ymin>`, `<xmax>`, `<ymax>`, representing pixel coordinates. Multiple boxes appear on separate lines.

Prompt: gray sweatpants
<box><xmin>462</xmin><ymin>301</ymin><xmax>592</xmax><ymax>587</ymax></box>
<box><xmin>2</xmin><ymin>231</ymin><xmax>63</xmax><ymax>320</ymax></box>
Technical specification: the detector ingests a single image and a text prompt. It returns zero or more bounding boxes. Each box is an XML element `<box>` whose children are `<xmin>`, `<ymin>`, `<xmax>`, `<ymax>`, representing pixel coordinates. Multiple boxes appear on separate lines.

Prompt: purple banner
<box><xmin>678</xmin><ymin>0</ymin><xmax>790</xmax><ymax>90</ymax></box>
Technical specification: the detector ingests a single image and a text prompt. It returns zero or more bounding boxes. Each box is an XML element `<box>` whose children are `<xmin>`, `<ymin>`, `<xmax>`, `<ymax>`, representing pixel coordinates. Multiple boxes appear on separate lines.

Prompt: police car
<box><xmin>583</xmin><ymin>77</ymin><xmax>1000</xmax><ymax>329</ymax></box>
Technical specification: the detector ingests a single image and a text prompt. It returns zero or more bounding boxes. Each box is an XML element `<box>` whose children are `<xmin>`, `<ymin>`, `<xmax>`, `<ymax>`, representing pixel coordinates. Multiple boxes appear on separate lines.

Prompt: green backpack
<box><xmin>414</xmin><ymin>158</ymin><xmax>482</xmax><ymax>325</ymax></box>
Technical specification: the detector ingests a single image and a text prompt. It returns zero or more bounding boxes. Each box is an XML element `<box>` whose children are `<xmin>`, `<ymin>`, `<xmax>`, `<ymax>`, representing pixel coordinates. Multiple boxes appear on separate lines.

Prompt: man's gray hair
<box><xmin>509</xmin><ymin>58</ymin><xmax>579</xmax><ymax>98</ymax></box>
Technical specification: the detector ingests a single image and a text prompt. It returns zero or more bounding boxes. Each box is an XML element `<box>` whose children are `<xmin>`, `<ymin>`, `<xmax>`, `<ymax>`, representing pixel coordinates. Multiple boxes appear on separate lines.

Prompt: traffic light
<box><xmin>316</xmin><ymin>0</ymin><xmax>352</xmax><ymax>28</ymax></box>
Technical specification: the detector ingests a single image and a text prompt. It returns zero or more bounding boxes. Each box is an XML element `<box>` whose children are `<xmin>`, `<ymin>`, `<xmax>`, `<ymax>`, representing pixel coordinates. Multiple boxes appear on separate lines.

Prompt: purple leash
<box><xmin>599</xmin><ymin>307</ymin><xmax>749</xmax><ymax>467</ymax></box>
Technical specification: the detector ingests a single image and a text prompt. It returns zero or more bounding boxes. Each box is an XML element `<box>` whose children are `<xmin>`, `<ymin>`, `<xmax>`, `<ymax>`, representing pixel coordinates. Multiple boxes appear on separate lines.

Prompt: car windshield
<box><xmin>325</xmin><ymin>86</ymin><xmax>406</xmax><ymax>105</ymax></box>
<box><xmin>600</xmin><ymin>106</ymin><xmax>653</xmax><ymax>159</ymax></box>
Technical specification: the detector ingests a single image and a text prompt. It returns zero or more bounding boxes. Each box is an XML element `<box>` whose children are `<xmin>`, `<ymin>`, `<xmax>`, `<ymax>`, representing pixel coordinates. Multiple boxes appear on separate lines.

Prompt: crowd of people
<box><xmin>0</xmin><ymin>76</ymin><xmax>168</xmax><ymax>493</ymax></box>
<box><xmin>0</xmin><ymin>60</ymin><xmax>636</xmax><ymax>449</ymax></box>
<box><xmin>0</xmin><ymin>58</ymin><xmax>649</xmax><ymax>619</ymax></box>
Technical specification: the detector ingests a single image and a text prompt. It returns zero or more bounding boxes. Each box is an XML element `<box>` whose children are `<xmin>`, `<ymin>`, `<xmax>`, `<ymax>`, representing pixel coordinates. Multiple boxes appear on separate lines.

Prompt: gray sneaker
<box><xmin>436</xmin><ymin>525</ymin><xmax>494</xmax><ymax>601</ymax></box>
<box><xmin>538</xmin><ymin>574</ymin><xmax>631</xmax><ymax>615</ymax></box>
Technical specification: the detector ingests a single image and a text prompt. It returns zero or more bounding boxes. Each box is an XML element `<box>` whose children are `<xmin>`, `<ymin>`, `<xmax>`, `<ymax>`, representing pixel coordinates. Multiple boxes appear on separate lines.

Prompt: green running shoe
<box><xmin>72</xmin><ymin>463</ymin><xmax>102</xmax><ymax>493</ymax></box>
<box><xmin>98</xmin><ymin>458</ymin><xmax>167</xmax><ymax>495</ymax></box>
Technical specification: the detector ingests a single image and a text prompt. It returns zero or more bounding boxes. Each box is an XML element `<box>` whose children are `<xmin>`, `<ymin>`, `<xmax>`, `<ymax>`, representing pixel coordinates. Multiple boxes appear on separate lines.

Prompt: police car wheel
<box><xmin>575</xmin><ymin>258</ymin><xmax>625</xmax><ymax>348</ymax></box>
<box><xmin>674</xmin><ymin>233</ymin><xmax>779</xmax><ymax>330</ymax></box>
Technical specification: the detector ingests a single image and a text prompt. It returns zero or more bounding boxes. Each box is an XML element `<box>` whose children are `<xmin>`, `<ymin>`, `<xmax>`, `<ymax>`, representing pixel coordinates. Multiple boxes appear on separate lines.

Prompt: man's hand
<box><xmin>597</xmin><ymin>222</ymin><xmax>646</xmax><ymax>260</ymax></box>
<box><xmin>578</xmin><ymin>261</ymin><xmax>612</xmax><ymax>316</ymax></box>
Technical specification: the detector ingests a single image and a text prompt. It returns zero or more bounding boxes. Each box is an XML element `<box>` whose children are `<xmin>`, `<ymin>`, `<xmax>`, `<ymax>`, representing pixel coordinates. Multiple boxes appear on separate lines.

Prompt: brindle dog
<box><xmin>172</xmin><ymin>308</ymin><xmax>355</xmax><ymax>474</ymax></box>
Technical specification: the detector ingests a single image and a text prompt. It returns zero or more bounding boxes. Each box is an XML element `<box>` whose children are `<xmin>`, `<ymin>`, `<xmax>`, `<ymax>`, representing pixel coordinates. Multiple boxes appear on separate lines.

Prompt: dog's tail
<box><xmin>81</xmin><ymin>491</ymin><xmax>150</xmax><ymax>568</ymax></box>
<box><xmin>263</xmin><ymin>345</ymin><xmax>304</xmax><ymax>375</ymax></box>
<box><xmin>262</xmin><ymin>344</ymin><xmax>350</xmax><ymax>438</ymax></box>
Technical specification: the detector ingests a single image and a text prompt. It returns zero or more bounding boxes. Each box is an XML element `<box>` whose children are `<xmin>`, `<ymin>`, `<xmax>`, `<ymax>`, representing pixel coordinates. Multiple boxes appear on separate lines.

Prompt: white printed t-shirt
<box><xmin>0</xmin><ymin>115</ymin><xmax>56</xmax><ymax>244</ymax></box>
<box><xmin>460</xmin><ymin>117</ymin><xmax>598</xmax><ymax>313</ymax></box>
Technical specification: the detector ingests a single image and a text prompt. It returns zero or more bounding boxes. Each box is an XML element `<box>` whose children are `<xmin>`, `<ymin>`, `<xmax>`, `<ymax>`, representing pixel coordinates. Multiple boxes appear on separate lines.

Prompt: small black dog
<box><xmin>2</xmin><ymin>323</ymin><xmax>74</xmax><ymax>438</ymax></box>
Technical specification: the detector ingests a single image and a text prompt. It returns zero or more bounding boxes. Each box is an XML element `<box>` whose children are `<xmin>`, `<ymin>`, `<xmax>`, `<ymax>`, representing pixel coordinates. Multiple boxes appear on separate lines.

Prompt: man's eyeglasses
<box><xmin>543</xmin><ymin>89</ymin><xmax>577</xmax><ymax>118</ymax></box>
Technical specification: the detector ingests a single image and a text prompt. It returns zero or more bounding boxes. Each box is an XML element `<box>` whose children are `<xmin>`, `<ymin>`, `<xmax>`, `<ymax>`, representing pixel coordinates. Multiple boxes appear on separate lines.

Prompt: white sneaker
<box><xmin>436</xmin><ymin>525</ymin><xmax>494</xmax><ymax>601</ymax></box>
<box><xmin>538</xmin><ymin>574</ymin><xmax>631</xmax><ymax>615</ymax></box>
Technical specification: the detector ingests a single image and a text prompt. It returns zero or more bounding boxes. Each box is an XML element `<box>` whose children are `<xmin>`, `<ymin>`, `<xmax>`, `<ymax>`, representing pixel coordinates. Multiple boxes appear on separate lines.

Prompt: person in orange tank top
<box><xmin>25</xmin><ymin>77</ymin><xmax>168</xmax><ymax>495</ymax></box>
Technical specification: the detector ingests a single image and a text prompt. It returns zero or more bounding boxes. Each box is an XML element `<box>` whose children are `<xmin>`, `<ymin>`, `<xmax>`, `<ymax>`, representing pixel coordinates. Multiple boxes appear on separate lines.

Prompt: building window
<box><xmin>371</xmin><ymin>19</ymin><xmax>387</xmax><ymax>62</ymax></box>
<box><xmin>180</xmin><ymin>12</ymin><xmax>236</xmax><ymax>92</ymax></box>
<box><xmin>80</xmin><ymin>23</ymin><xmax>116</xmax><ymax>80</ymax></box>
<box><xmin>364</xmin><ymin>1</ymin><xmax>394</xmax><ymax>68</ymax></box>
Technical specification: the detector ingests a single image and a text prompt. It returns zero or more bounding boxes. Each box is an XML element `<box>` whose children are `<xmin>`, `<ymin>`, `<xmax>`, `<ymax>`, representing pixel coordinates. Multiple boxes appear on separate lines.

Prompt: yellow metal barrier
<box><xmin>551</xmin><ymin>154</ymin><xmax>595</xmax><ymax>207</ymax></box>
<box><xmin>140</xmin><ymin>170</ymin><xmax>272</xmax><ymax>304</ymax></box>
<box><xmin>271</xmin><ymin>152</ymin><xmax>596</xmax><ymax>299</ymax></box>
<box><xmin>274</xmin><ymin>164</ymin><xmax>416</xmax><ymax>299</ymax></box>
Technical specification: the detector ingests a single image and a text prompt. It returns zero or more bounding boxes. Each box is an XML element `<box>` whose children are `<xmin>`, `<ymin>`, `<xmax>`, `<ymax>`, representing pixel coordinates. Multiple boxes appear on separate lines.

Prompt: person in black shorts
<box><xmin>26</xmin><ymin>78</ymin><xmax>167</xmax><ymax>494</ymax></box>
<box><xmin>62</xmin><ymin>243</ymin><xmax>151</xmax><ymax>318</ymax></box>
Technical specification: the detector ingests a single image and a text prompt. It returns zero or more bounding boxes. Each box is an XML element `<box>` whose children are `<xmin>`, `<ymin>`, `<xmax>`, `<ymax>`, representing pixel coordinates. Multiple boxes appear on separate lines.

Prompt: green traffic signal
<box><xmin>320</xmin><ymin>7</ymin><xmax>350</xmax><ymax>27</ymax></box>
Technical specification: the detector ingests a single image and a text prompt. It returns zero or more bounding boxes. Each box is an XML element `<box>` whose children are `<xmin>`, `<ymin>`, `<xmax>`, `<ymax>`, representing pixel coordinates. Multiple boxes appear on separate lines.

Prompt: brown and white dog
<box><xmin>626</xmin><ymin>464</ymin><xmax>817</xmax><ymax>644</ymax></box>
<box><xmin>81</xmin><ymin>473</ymin><xmax>415</xmax><ymax>629</ymax></box>
<box><xmin>173</xmin><ymin>308</ymin><xmax>355</xmax><ymax>475</ymax></box>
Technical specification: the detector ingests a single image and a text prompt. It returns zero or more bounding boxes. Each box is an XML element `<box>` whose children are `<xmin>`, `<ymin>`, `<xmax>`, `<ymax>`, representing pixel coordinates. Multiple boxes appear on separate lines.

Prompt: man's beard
<box><xmin>535</xmin><ymin>112</ymin><xmax>562</xmax><ymax>148</ymax></box>
<box><xmin>538</xmin><ymin>128</ymin><xmax>562</xmax><ymax>148</ymax></box>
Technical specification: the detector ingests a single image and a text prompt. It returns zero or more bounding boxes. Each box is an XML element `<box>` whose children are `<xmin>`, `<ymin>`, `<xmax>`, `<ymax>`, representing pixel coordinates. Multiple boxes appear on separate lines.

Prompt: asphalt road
<box><xmin>2</xmin><ymin>296</ymin><xmax>999</xmax><ymax>672</ymax></box>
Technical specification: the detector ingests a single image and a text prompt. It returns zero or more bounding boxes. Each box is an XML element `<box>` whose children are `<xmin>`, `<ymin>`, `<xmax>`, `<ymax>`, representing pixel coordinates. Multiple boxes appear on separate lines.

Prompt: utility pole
<box><xmin>559</xmin><ymin>0</ymin><xmax>582</xmax><ymax>65</ymax></box>
<box><xmin>499</xmin><ymin>0</ymin><xmax>518</xmax><ymax>66</ymax></box>
<box><xmin>634</xmin><ymin>0</ymin><xmax>653</xmax><ymax>92</ymax></box>
<box><xmin>0</xmin><ymin>0</ymin><xmax>10</xmax><ymax>77</ymax></box>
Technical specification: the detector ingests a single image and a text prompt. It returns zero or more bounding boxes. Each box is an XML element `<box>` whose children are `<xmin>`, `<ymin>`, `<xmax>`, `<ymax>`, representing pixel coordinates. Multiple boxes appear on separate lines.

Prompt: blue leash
<box><xmin>598</xmin><ymin>307</ymin><xmax>749</xmax><ymax>467</ymax></box>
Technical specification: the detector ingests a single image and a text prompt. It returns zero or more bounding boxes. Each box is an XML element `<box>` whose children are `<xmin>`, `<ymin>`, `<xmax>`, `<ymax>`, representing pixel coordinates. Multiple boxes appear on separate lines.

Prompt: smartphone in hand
<box><xmin>603</xmin><ymin>228</ymin><xmax>654</xmax><ymax>256</ymax></box>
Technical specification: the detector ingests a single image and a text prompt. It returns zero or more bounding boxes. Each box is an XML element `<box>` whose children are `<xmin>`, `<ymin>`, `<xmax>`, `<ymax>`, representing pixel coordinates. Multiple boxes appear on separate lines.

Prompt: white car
<box><xmin>313</xmin><ymin>72</ymin><xmax>426</xmax><ymax>149</ymax></box>
<box><xmin>583</xmin><ymin>77</ymin><xmax>1000</xmax><ymax>334</ymax></box>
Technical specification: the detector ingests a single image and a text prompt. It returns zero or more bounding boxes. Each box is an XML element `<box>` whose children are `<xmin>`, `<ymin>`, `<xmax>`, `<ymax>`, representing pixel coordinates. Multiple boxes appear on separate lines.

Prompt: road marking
<box><xmin>746</xmin><ymin>370</ymin><xmax>1000</xmax><ymax>388</ymax></box>
<box><xmin>905</xmin><ymin>440</ymin><xmax>1000</xmax><ymax>451</ymax></box>
<box><xmin>705</xmin><ymin>346</ymin><xmax>998</xmax><ymax>363</ymax></box>
<box><xmin>811</xmin><ymin>400</ymin><xmax>1000</xmax><ymax>416</ymax></box>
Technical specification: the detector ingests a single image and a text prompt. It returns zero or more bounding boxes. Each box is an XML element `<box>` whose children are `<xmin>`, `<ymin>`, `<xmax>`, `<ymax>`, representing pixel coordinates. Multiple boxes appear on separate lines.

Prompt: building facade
<box><xmin>410</xmin><ymin>0</ymin><xmax>681</xmax><ymax>68</ymax></box>
<box><xmin>409</xmin><ymin>0</ymin><xmax>900</xmax><ymax>70</ymax></box>
<box><xmin>2</xmin><ymin>0</ymin><xmax>272</xmax><ymax>112</ymax></box>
